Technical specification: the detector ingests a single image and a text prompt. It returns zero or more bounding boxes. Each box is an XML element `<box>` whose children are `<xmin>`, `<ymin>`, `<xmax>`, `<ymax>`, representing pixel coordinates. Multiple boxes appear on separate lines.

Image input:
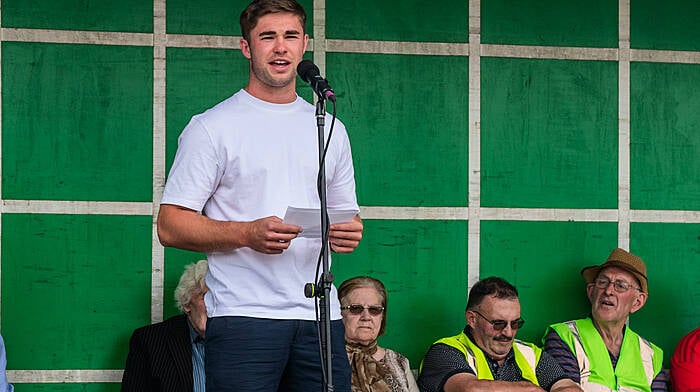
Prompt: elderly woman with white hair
<box><xmin>122</xmin><ymin>259</ymin><xmax>208</xmax><ymax>392</ymax></box>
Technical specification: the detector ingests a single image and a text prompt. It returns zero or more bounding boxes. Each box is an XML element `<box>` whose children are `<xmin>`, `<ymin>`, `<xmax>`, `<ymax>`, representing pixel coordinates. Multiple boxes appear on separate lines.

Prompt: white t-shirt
<box><xmin>161</xmin><ymin>89</ymin><xmax>359</xmax><ymax>320</ymax></box>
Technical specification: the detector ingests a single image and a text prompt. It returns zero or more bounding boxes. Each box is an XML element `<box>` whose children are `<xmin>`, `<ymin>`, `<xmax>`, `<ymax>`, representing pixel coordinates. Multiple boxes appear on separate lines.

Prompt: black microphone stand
<box><xmin>304</xmin><ymin>95</ymin><xmax>335</xmax><ymax>392</ymax></box>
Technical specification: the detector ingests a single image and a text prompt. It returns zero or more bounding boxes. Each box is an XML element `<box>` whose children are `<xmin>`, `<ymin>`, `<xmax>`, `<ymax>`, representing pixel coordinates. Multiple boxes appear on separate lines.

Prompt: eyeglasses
<box><xmin>593</xmin><ymin>277</ymin><xmax>641</xmax><ymax>293</ymax></box>
<box><xmin>471</xmin><ymin>309</ymin><xmax>525</xmax><ymax>331</ymax></box>
<box><xmin>341</xmin><ymin>304</ymin><xmax>384</xmax><ymax>316</ymax></box>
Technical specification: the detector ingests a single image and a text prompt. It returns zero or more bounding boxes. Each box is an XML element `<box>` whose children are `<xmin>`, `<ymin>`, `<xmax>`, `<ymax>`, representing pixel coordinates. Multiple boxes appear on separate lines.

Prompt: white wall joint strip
<box><xmin>166</xmin><ymin>33</ymin><xmax>241</xmax><ymax>49</ymax></box>
<box><xmin>480</xmin><ymin>208</ymin><xmax>619</xmax><ymax>222</ymax></box>
<box><xmin>327</xmin><ymin>39</ymin><xmax>469</xmax><ymax>56</ymax></box>
<box><xmin>631</xmin><ymin>48</ymin><xmax>700</xmax><ymax>64</ymax></box>
<box><xmin>7</xmin><ymin>370</ymin><xmax>123</xmax><ymax>383</ymax></box>
<box><xmin>1</xmin><ymin>28</ymin><xmax>153</xmax><ymax>46</ymax></box>
<box><xmin>151</xmin><ymin>0</ymin><xmax>167</xmax><ymax>324</ymax></box>
<box><xmin>630</xmin><ymin>210</ymin><xmax>700</xmax><ymax>223</ymax></box>
<box><xmin>2</xmin><ymin>200</ymin><xmax>152</xmax><ymax>215</ymax></box>
<box><xmin>467</xmin><ymin>0</ymin><xmax>482</xmax><ymax>291</ymax></box>
<box><xmin>618</xmin><ymin>0</ymin><xmax>631</xmax><ymax>250</ymax></box>
<box><xmin>312</xmin><ymin>0</ymin><xmax>327</xmax><ymax>73</ymax></box>
<box><xmin>360</xmin><ymin>206</ymin><xmax>468</xmax><ymax>220</ymax></box>
<box><xmin>481</xmin><ymin>44</ymin><xmax>618</xmax><ymax>62</ymax></box>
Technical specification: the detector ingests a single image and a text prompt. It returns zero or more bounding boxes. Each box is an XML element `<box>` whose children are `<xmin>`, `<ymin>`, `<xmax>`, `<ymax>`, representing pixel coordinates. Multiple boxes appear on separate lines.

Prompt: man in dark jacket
<box><xmin>121</xmin><ymin>260</ymin><xmax>208</xmax><ymax>392</ymax></box>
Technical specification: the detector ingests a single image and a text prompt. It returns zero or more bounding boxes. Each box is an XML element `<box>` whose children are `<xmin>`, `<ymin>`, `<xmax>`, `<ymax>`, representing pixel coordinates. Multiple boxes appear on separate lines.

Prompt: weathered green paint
<box><xmin>2</xmin><ymin>42</ymin><xmax>153</xmax><ymax>202</ymax></box>
<box><xmin>630</xmin><ymin>62</ymin><xmax>700</xmax><ymax>211</ymax></box>
<box><xmin>329</xmin><ymin>52</ymin><xmax>469</xmax><ymax>207</ymax></box>
<box><xmin>1</xmin><ymin>0</ymin><xmax>152</xmax><ymax>33</ymax></box>
<box><xmin>482</xmin><ymin>0</ymin><xmax>617</xmax><ymax>47</ymax></box>
<box><xmin>327</xmin><ymin>0</ymin><xmax>468</xmax><ymax>43</ymax></box>
<box><xmin>631</xmin><ymin>0</ymin><xmax>700</xmax><ymax>51</ymax></box>
<box><xmin>1</xmin><ymin>214</ymin><xmax>152</xmax><ymax>369</ymax></box>
<box><xmin>481</xmin><ymin>57</ymin><xmax>618</xmax><ymax>208</ymax></box>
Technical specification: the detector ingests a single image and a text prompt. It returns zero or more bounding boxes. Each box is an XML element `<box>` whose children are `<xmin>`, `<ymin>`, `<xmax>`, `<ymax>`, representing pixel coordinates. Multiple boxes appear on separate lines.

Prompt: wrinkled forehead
<box><xmin>598</xmin><ymin>266</ymin><xmax>638</xmax><ymax>284</ymax></box>
<box><xmin>479</xmin><ymin>295</ymin><xmax>521</xmax><ymax>317</ymax></box>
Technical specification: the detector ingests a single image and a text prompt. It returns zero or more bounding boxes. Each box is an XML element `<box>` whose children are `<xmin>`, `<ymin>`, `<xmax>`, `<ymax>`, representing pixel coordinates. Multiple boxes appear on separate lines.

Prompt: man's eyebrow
<box><xmin>258</xmin><ymin>30</ymin><xmax>302</xmax><ymax>37</ymax></box>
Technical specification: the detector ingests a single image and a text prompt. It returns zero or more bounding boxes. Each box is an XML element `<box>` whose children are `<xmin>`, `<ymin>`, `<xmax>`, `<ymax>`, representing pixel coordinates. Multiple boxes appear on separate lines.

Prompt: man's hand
<box><xmin>244</xmin><ymin>216</ymin><xmax>302</xmax><ymax>254</ymax></box>
<box><xmin>329</xmin><ymin>214</ymin><xmax>363</xmax><ymax>253</ymax></box>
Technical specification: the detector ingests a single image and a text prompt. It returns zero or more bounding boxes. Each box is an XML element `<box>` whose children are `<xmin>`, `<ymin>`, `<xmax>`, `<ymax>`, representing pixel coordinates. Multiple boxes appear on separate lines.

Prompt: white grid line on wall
<box><xmin>467</xmin><ymin>0</ymin><xmax>482</xmax><ymax>292</ymax></box>
<box><xmin>618</xmin><ymin>0</ymin><xmax>632</xmax><ymax>250</ymax></box>
<box><xmin>151</xmin><ymin>0</ymin><xmax>167</xmax><ymax>324</ymax></box>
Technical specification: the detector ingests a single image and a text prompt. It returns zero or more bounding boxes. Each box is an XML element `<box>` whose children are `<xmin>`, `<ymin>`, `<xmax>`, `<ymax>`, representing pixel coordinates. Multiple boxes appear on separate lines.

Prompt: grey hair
<box><xmin>174</xmin><ymin>259</ymin><xmax>208</xmax><ymax>312</ymax></box>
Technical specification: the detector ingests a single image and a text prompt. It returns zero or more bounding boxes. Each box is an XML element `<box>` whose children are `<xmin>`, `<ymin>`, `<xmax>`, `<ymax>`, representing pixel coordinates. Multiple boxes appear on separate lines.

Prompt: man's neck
<box><xmin>244</xmin><ymin>83</ymin><xmax>297</xmax><ymax>104</ymax></box>
<box><xmin>592</xmin><ymin>317</ymin><xmax>626</xmax><ymax>356</ymax></box>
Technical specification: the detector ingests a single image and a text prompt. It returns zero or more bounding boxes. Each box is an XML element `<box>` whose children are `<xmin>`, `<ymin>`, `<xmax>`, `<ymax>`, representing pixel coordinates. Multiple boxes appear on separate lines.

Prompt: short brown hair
<box><xmin>240</xmin><ymin>0</ymin><xmax>307</xmax><ymax>42</ymax></box>
<box><xmin>338</xmin><ymin>276</ymin><xmax>388</xmax><ymax>336</ymax></box>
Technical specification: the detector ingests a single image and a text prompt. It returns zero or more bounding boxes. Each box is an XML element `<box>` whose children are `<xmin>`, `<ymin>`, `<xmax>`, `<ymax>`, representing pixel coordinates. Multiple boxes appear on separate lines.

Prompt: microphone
<box><xmin>297</xmin><ymin>60</ymin><xmax>336</xmax><ymax>102</ymax></box>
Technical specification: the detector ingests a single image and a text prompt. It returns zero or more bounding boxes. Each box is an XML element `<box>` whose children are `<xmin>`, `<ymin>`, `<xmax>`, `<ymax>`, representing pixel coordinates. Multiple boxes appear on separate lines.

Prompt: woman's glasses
<box><xmin>341</xmin><ymin>304</ymin><xmax>384</xmax><ymax>316</ymax></box>
<box><xmin>472</xmin><ymin>309</ymin><xmax>525</xmax><ymax>331</ymax></box>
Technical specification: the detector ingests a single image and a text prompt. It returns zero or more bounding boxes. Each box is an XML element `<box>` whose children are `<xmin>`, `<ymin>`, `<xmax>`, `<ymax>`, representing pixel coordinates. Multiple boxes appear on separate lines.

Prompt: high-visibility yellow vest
<box><xmin>548</xmin><ymin>318</ymin><xmax>663</xmax><ymax>392</ymax></box>
<box><xmin>429</xmin><ymin>331</ymin><xmax>542</xmax><ymax>385</ymax></box>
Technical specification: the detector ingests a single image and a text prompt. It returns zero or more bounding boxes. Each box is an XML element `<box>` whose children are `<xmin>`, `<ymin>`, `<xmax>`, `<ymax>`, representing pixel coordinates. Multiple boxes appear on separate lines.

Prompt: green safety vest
<box><xmin>429</xmin><ymin>330</ymin><xmax>542</xmax><ymax>385</ymax></box>
<box><xmin>548</xmin><ymin>318</ymin><xmax>663</xmax><ymax>392</ymax></box>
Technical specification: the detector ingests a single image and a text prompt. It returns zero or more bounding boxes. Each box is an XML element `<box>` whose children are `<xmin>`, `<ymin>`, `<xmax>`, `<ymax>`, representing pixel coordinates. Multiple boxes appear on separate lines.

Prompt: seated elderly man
<box><xmin>122</xmin><ymin>259</ymin><xmax>208</xmax><ymax>392</ymax></box>
<box><xmin>543</xmin><ymin>248</ymin><xmax>666</xmax><ymax>392</ymax></box>
<box><xmin>418</xmin><ymin>276</ymin><xmax>582</xmax><ymax>392</ymax></box>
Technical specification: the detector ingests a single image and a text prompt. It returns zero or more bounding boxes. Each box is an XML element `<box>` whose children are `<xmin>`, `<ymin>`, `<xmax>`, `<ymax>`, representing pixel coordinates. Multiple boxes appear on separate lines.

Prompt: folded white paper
<box><xmin>283</xmin><ymin>206</ymin><xmax>359</xmax><ymax>239</ymax></box>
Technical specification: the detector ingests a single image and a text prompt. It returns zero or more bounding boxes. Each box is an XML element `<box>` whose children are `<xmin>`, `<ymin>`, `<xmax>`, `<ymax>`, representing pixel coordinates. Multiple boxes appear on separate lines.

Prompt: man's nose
<box><xmin>273</xmin><ymin>37</ymin><xmax>287</xmax><ymax>53</ymax></box>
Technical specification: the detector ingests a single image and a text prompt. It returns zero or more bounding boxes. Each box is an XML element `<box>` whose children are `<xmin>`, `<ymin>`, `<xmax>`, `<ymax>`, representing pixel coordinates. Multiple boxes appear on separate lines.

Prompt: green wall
<box><xmin>2</xmin><ymin>0</ymin><xmax>699</xmax><ymax>389</ymax></box>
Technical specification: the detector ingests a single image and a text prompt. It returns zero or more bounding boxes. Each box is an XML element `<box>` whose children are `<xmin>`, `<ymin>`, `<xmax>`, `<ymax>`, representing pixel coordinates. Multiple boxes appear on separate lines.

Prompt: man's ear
<box><xmin>465</xmin><ymin>310</ymin><xmax>476</xmax><ymax>329</ymax></box>
<box><xmin>586</xmin><ymin>283</ymin><xmax>596</xmax><ymax>302</ymax></box>
<box><xmin>240</xmin><ymin>38</ymin><xmax>252</xmax><ymax>59</ymax></box>
<box><xmin>630</xmin><ymin>292</ymin><xmax>647</xmax><ymax>314</ymax></box>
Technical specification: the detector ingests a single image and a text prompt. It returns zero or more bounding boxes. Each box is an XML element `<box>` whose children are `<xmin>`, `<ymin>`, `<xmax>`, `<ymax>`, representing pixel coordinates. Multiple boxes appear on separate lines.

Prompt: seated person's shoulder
<box><xmin>418</xmin><ymin>343</ymin><xmax>474</xmax><ymax>392</ymax></box>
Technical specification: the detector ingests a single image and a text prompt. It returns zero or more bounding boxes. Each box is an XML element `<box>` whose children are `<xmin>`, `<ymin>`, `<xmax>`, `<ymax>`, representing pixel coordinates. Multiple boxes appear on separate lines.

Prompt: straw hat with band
<box><xmin>581</xmin><ymin>248</ymin><xmax>648</xmax><ymax>294</ymax></box>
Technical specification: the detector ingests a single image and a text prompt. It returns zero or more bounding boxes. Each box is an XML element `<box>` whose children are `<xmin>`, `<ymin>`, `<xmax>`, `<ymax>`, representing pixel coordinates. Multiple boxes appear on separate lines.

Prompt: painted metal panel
<box><xmin>630</xmin><ymin>62</ymin><xmax>700</xmax><ymax>211</ymax></box>
<box><xmin>327</xmin><ymin>0</ymin><xmax>468</xmax><ymax>43</ymax></box>
<box><xmin>631</xmin><ymin>0</ymin><xmax>700</xmax><ymax>51</ymax></box>
<box><xmin>481</xmin><ymin>57</ymin><xmax>619</xmax><ymax>208</ymax></box>
<box><xmin>2</xmin><ymin>42</ymin><xmax>153</xmax><ymax>202</ymax></box>
<box><xmin>1</xmin><ymin>214</ymin><xmax>152</xmax><ymax>369</ymax></box>
<box><xmin>482</xmin><ymin>0</ymin><xmax>617</xmax><ymax>47</ymax></box>
<box><xmin>329</xmin><ymin>52</ymin><xmax>469</xmax><ymax>207</ymax></box>
<box><xmin>1</xmin><ymin>0</ymin><xmax>152</xmax><ymax>33</ymax></box>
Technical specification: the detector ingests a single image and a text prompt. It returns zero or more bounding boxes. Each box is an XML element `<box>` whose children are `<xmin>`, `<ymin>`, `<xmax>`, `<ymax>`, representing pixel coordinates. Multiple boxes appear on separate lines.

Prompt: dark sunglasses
<box><xmin>341</xmin><ymin>304</ymin><xmax>384</xmax><ymax>316</ymax></box>
<box><xmin>472</xmin><ymin>309</ymin><xmax>525</xmax><ymax>331</ymax></box>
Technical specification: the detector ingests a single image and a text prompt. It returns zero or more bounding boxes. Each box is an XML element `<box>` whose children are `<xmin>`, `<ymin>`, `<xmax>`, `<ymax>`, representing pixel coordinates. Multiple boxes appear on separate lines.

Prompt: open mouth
<box><xmin>601</xmin><ymin>299</ymin><xmax>615</xmax><ymax>307</ymax></box>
